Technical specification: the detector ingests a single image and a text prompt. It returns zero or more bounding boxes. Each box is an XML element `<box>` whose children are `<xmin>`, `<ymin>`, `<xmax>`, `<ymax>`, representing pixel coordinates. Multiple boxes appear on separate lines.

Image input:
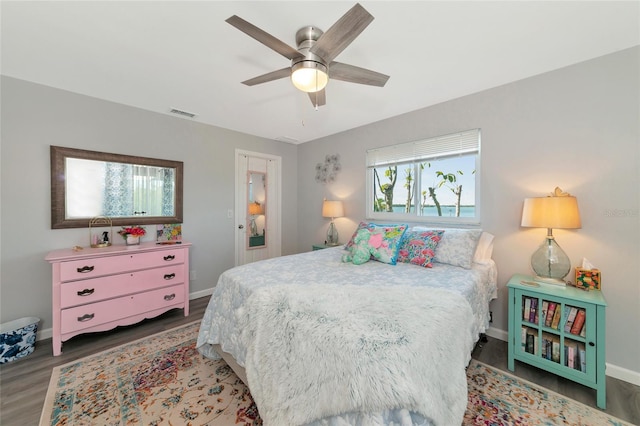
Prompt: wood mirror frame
<box><xmin>51</xmin><ymin>146</ymin><xmax>184</xmax><ymax>229</ymax></box>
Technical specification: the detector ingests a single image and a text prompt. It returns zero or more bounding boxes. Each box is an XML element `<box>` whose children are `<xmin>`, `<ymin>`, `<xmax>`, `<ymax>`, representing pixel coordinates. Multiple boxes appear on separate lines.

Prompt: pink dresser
<box><xmin>45</xmin><ymin>242</ymin><xmax>190</xmax><ymax>356</ymax></box>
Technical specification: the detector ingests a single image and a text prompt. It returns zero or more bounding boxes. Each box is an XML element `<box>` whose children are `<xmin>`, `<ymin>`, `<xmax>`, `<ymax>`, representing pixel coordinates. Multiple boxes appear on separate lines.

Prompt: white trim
<box><xmin>365</xmin><ymin>129</ymin><xmax>481</xmax><ymax>224</ymax></box>
<box><xmin>486</xmin><ymin>325</ymin><xmax>508</xmax><ymax>341</ymax></box>
<box><xmin>235</xmin><ymin>149</ymin><xmax>282</xmax><ymax>266</ymax></box>
<box><xmin>189</xmin><ymin>287</ymin><xmax>215</xmax><ymax>300</ymax></box>
<box><xmin>606</xmin><ymin>363</ymin><xmax>640</xmax><ymax>386</ymax></box>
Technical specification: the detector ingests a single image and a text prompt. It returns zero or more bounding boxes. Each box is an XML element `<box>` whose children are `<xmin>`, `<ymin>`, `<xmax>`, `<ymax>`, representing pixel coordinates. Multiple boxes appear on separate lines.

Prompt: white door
<box><xmin>235</xmin><ymin>149</ymin><xmax>282</xmax><ymax>266</ymax></box>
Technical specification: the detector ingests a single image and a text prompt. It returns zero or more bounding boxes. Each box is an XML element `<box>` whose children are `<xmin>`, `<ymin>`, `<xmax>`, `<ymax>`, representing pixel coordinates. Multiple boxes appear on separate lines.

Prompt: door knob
<box><xmin>238</xmin><ymin>224</ymin><xmax>244</xmax><ymax>229</ymax></box>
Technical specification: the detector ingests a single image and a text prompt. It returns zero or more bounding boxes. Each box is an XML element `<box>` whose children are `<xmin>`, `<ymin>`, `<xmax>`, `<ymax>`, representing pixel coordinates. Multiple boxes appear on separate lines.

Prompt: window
<box><xmin>366</xmin><ymin>129</ymin><xmax>481</xmax><ymax>224</ymax></box>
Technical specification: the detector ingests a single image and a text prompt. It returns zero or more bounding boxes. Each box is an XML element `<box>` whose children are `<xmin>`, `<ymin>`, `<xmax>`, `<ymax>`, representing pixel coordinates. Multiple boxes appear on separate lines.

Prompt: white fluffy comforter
<box><xmin>197</xmin><ymin>247</ymin><xmax>498</xmax><ymax>425</ymax></box>
<box><xmin>239</xmin><ymin>283</ymin><xmax>475</xmax><ymax>426</ymax></box>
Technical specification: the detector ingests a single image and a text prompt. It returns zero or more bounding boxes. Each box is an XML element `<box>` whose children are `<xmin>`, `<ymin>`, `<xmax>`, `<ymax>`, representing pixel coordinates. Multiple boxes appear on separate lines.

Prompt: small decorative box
<box><xmin>575</xmin><ymin>268</ymin><xmax>601</xmax><ymax>290</ymax></box>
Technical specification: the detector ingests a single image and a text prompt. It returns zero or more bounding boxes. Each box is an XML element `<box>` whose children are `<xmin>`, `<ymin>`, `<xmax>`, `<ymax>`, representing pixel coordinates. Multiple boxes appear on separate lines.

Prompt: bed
<box><xmin>197</xmin><ymin>226</ymin><xmax>497</xmax><ymax>425</ymax></box>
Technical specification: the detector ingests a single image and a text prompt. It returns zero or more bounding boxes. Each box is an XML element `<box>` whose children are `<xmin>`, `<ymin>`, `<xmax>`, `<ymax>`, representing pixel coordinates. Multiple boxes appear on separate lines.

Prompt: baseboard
<box><xmin>606</xmin><ymin>363</ymin><xmax>640</xmax><ymax>386</ymax></box>
<box><xmin>189</xmin><ymin>287</ymin><xmax>214</xmax><ymax>300</ymax></box>
<box><xmin>486</xmin><ymin>326</ymin><xmax>508</xmax><ymax>342</ymax></box>
<box><xmin>36</xmin><ymin>287</ymin><xmax>216</xmax><ymax>343</ymax></box>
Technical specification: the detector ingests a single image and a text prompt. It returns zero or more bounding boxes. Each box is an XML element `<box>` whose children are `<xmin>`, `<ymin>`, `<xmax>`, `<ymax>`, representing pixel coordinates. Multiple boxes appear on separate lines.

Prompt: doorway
<box><xmin>235</xmin><ymin>149</ymin><xmax>282</xmax><ymax>266</ymax></box>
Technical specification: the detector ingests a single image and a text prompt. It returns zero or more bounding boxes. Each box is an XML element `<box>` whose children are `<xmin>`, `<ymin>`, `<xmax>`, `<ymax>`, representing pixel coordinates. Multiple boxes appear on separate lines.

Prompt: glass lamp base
<box><xmin>250</xmin><ymin>218</ymin><xmax>258</xmax><ymax>237</ymax></box>
<box><xmin>530</xmin><ymin>236</ymin><xmax>570</xmax><ymax>285</ymax></box>
<box><xmin>326</xmin><ymin>221</ymin><xmax>339</xmax><ymax>246</ymax></box>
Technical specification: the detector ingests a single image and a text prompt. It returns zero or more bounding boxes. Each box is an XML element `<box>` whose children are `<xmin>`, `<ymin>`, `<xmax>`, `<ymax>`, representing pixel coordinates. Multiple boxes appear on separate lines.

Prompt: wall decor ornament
<box><xmin>315</xmin><ymin>154</ymin><xmax>341</xmax><ymax>184</ymax></box>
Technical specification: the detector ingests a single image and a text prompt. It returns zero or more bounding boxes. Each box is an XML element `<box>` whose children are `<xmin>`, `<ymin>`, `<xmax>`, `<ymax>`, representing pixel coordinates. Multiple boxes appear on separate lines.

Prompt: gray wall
<box><xmin>297</xmin><ymin>47</ymin><xmax>639</xmax><ymax>379</ymax></box>
<box><xmin>0</xmin><ymin>76</ymin><xmax>298</xmax><ymax>333</ymax></box>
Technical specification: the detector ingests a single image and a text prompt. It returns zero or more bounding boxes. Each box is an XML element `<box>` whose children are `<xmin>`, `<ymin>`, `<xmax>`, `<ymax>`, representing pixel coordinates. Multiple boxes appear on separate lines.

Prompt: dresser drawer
<box><xmin>61</xmin><ymin>284</ymin><xmax>185</xmax><ymax>334</ymax></box>
<box><xmin>59</xmin><ymin>249</ymin><xmax>185</xmax><ymax>281</ymax></box>
<box><xmin>60</xmin><ymin>265</ymin><xmax>185</xmax><ymax>308</ymax></box>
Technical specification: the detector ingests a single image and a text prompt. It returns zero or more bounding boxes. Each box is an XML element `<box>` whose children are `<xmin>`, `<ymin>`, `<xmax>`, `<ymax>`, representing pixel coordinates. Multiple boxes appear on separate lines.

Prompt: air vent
<box><xmin>275</xmin><ymin>136</ymin><xmax>299</xmax><ymax>144</ymax></box>
<box><xmin>169</xmin><ymin>108</ymin><xmax>196</xmax><ymax>118</ymax></box>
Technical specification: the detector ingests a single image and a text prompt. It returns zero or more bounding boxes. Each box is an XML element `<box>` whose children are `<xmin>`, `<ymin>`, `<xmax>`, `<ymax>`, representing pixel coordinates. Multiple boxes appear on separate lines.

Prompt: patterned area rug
<box><xmin>40</xmin><ymin>321</ymin><xmax>631</xmax><ymax>425</ymax></box>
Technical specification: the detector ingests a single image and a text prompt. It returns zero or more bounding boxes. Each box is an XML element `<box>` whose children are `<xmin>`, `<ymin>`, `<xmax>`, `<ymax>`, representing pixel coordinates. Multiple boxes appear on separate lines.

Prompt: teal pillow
<box><xmin>368</xmin><ymin>224</ymin><xmax>409</xmax><ymax>265</ymax></box>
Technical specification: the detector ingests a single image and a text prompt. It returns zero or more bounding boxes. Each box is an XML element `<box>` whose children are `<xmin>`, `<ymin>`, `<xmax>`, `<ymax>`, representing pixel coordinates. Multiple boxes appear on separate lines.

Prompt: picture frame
<box><xmin>156</xmin><ymin>224</ymin><xmax>182</xmax><ymax>244</ymax></box>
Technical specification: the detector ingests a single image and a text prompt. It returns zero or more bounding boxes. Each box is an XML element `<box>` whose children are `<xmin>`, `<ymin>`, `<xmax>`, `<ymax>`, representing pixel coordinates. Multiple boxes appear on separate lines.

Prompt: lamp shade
<box><xmin>248</xmin><ymin>202</ymin><xmax>264</xmax><ymax>216</ymax></box>
<box><xmin>322</xmin><ymin>200</ymin><xmax>344</xmax><ymax>218</ymax></box>
<box><xmin>521</xmin><ymin>196</ymin><xmax>581</xmax><ymax>229</ymax></box>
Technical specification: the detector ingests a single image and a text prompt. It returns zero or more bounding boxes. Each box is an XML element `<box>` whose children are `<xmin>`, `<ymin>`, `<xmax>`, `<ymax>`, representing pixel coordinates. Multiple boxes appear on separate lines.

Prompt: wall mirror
<box><xmin>51</xmin><ymin>146</ymin><xmax>183</xmax><ymax>229</ymax></box>
<box><xmin>247</xmin><ymin>171</ymin><xmax>266</xmax><ymax>248</ymax></box>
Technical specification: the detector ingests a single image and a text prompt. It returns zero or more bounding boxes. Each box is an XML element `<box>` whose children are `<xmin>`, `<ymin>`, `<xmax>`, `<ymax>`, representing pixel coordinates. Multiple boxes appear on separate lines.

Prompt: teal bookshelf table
<box><xmin>312</xmin><ymin>243</ymin><xmax>337</xmax><ymax>250</ymax></box>
<box><xmin>507</xmin><ymin>274</ymin><xmax>607</xmax><ymax>409</ymax></box>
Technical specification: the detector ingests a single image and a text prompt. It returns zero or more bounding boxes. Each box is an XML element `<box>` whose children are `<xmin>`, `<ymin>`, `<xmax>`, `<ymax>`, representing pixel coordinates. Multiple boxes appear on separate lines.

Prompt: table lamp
<box><xmin>322</xmin><ymin>200</ymin><xmax>344</xmax><ymax>246</ymax></box>
<box><xmin>521</xmin><ymin>187</ymin><xmax>581</xmax><ymax>285</ymax></box>
<box><xmin>248</xmin><ymin>201</ymin><xmax>264</xmax><ymax>237</ymax></box>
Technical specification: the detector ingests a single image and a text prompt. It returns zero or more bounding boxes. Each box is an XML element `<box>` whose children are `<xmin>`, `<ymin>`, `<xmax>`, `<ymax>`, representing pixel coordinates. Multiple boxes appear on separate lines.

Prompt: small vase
<box><xmin>126</xmin><ymin>235</ymin><xmax>140</xmax><ymax>246</ymax></box>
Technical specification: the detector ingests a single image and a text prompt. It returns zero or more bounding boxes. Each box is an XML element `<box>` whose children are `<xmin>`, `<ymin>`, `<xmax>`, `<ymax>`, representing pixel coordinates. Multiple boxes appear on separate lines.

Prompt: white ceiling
<box><xmin>2</xmin><ymin>1</ymin><xmax>638</xmax><ymax>144</ymax></box>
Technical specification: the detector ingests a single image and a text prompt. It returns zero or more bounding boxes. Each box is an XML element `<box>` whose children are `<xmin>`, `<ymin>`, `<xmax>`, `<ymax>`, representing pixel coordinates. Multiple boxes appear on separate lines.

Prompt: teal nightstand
<box><xmin>507</xmin><ymin>273</ymin><xmax>607</xmax><ymax>408</ymax></box>
<box><xmin>312</xmin><ymin>243</ymin><xmax>339</xmax><ymax>250</ymax></box>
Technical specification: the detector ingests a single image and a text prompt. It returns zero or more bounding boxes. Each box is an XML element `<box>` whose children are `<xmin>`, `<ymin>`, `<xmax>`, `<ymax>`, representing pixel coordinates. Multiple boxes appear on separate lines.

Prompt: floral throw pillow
<box><xmin>397</xmin><ymin>230</ymin><xmax>445</xmax><ymax>268</ymax></box>
<box><xmin>368</xmin><ymin>224</ymin><xmax>409</xmax><ymax>265</ymax></box>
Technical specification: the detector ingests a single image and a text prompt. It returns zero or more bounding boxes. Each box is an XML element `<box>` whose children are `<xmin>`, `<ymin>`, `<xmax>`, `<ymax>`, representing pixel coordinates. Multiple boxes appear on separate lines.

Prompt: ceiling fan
<box><xmin>226</xmin><ymin>3</ymin><xmax>390</xmax><ymax>108</ymax></box>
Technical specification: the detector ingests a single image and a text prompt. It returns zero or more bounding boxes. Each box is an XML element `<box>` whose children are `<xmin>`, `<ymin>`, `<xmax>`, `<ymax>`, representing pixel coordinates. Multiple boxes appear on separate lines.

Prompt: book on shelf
<box><xmin>545</xmin><ymin>302</ymin><xmax>557</xmax><ymax>327</ymax></box>
<box><xmin>541</xmin><ymin>333</ymin><xmax>555</xmax><ymax>360</ymax></box>
<box><xmin>521</xmin><ymin>327</ymin><xmax>527</xmax><ymax>352</ymax></box>
<box><xmin>567</xmin><ymin>345</ymin><xmax>575</xmax><ymax>368</ymax></box>
<box><xmin>529</xmin><ymin>298</ymin><xmax>538</xmax><ymax>324</ymax></box>
<box><xmin>526</xmin><ymin>332</ymin><xmax>535</xmax><ymax>354</ymax></box>
<box><xmin>524</xmin><ymin>297</ymin><xmax>531</xmax><ymax>322</ymax></box>
<box><xmin>570</xmin><ymin>309</ymin><xmax>586</xmax><ymax>335</ymax></box>
<box><xmin>551</xmin><ymin>338</ymin><xmax>560</xmax><ymax>363</ymax></box>
<box><xmin>540</xmin><ymin>301</ymin><xmax>549</xmax><ymax>326</ymax></box>
<box><xmin>551</xmin><ymin>305</ymin><xmax>562</xmax><ymax>330</ymax></box>
<box><xmin>564</xmin><ymin>307</ymin><xmax>579</xmax><ymax>332</ymax></box>
<box><xmin>578</xmin><ymin>344</ymin><xmax>587</xmax><ymax>372</ymax></box>
<box><xmin>580</xmin><ymin>323</ymin><xmax>586</xmax><ymax>337</ymax></box>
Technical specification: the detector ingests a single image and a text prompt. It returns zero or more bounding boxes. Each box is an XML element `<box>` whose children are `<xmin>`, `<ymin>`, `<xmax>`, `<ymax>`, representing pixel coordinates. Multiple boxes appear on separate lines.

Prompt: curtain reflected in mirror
<box><xmin>247</xmin><ymin>171</ymin><xmax>266</xmax><ymax>248</ymax></box>
<box><xmin>66</xmin><ymin>158</ymin><xmax>175</xmax><ymax>218</ymax></box>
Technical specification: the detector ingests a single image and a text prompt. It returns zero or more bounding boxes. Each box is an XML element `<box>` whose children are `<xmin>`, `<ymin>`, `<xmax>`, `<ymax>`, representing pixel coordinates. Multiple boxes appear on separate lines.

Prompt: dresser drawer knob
<box><xmin>77</xmin><ymin>288</ymin><xmax>95</xmax><ymax>296</ymax></box>
<box><xmin>77</xmin><ymin>313</ymin><xmax>95</xmax><ymax>322</ymax></box>
<box><xmin>163</xmin><ymin>255</ymin><xmax>176</xmax><ymax>261</ymax></box>
<box><xmin>164</xmin><ymin>293</ymin><xmax>176</xmax><ymax>301</ymax></box>
<box><xmin>77</xmin><ymin>265</ymin><xmax>95</xmax><ymax>273</ymax></box>
<box><xmin>164</xmin><ymin>273</ymin><xmax>176</xmax><ymax>280</ymax></box>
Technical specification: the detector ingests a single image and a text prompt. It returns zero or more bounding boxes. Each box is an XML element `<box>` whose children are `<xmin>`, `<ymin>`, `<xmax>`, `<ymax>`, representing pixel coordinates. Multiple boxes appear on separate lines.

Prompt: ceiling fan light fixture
<box><xmin>291</xmin><ymin>61</ymin><xmax>328</xmax><ymax>93</ymax></box>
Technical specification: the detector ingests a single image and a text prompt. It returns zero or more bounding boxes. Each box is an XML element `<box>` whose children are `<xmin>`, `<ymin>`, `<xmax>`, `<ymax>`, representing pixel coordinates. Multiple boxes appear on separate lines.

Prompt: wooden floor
<box><xmin>2</xmin><ymin>296</ymin><xmax>638</xmax><ymax>425</ymax></box>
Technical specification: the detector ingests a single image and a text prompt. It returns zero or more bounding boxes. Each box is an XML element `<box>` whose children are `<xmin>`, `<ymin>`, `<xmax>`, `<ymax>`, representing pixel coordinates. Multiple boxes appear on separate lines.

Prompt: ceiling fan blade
<box><xmin>308</xmin><ymin>89</ymin><xmax>326</xmax><ymax>107</ymax></box>
<box><xmin>241</xmin><ymin>67</ymin><xmax>291</xmax><ymax>86</ymax></box>
<box><xmin>310</xmin><ymin>3</ymin><xmax>374</xmax><ymax>63</ymax></box>
<box><xmin>329</xmin><ymin>62</ymin><xmax>389</xmax><ymax>87</ymax></box>
<box><xmin>226</xmin><ymin>15</ymin><xmax>302</xmax><ymax>60</ymax></box>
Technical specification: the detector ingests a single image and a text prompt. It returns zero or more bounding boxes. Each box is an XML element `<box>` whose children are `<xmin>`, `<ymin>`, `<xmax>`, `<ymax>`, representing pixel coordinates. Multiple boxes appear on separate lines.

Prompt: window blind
<box><xmin>366</xmin><ymin>129</ymin><xmax>480</xmax><ymax>168</ymax></box>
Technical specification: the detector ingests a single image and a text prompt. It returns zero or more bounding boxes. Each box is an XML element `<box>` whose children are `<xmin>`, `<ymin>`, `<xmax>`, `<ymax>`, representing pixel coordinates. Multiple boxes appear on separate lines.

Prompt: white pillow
<box><xmin>412</xmin><ymin>227</ymin><xmax>483</xmax><ymax>269</ymax></box>
<box><xmin>473</xmin><ymin>232</ymin><xmax>495</xmax><ymax>263</ymax></box>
